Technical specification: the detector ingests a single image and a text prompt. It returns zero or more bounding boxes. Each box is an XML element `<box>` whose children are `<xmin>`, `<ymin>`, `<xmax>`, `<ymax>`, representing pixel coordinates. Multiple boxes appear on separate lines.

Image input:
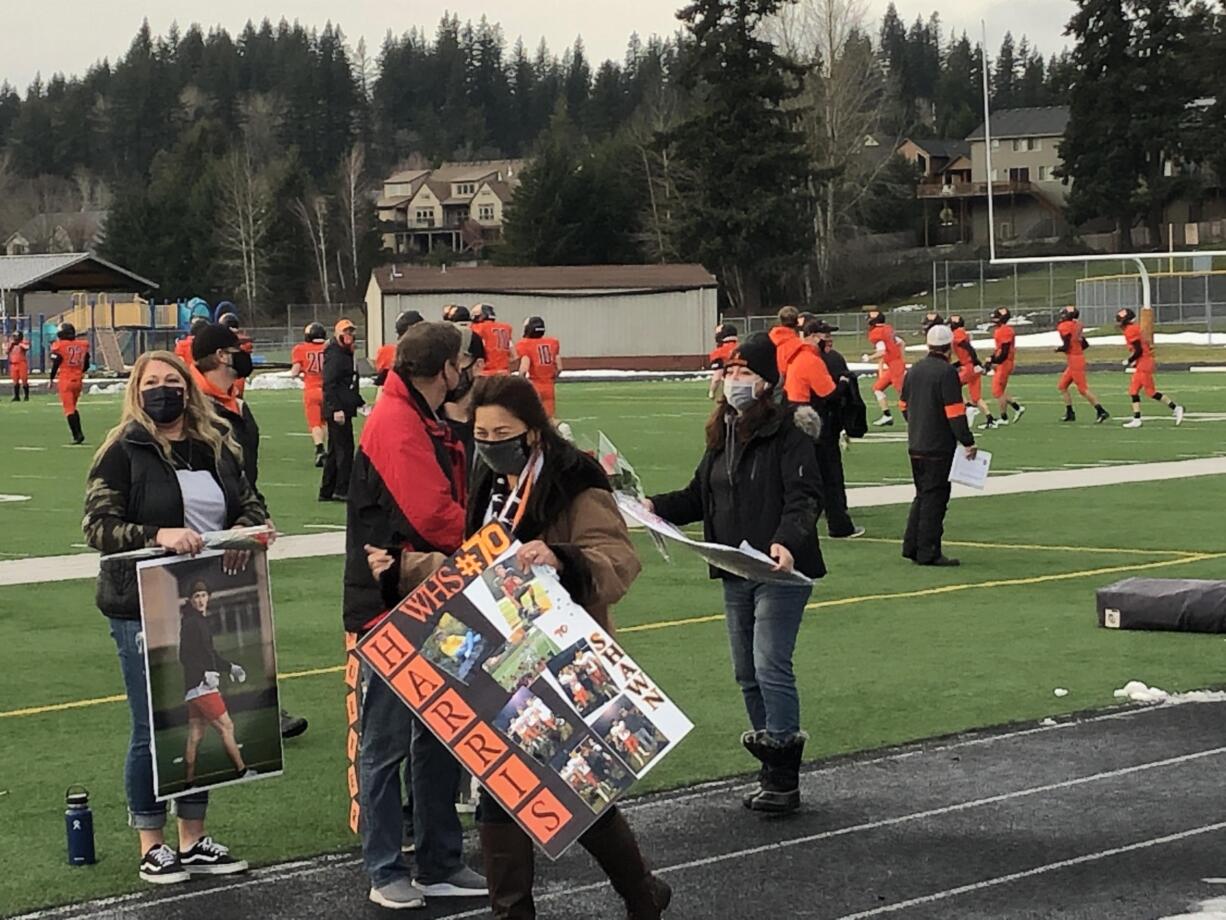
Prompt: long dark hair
<box><xmin>704</xmin><ymin>390</ymin><xmax>787</xmax><ymax>450</ymax></box>
<box><xmin>468</xmin><ymin>375</ymin><xmax>609</xmax><ymax>537</ymax></box>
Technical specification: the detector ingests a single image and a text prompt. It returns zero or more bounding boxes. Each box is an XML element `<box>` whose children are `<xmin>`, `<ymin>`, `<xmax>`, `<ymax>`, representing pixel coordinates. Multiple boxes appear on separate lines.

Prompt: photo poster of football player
<box><xmin>356</xmin><ymin>522</ymin><xmax>693</xmax><ymax>858</ymax></box>
<box><xmin>136</xmin><ymin>550</ymin><xmax>284</xmax><ymax>800</ymax></box>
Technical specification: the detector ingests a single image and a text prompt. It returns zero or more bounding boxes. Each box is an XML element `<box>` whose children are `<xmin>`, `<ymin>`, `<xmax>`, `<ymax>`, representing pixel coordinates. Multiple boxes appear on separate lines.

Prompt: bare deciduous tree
<box><xmin>294</xmin><ymin>194</ymin><xmax>333</xmax><ymax>305</ymax></box>
<box><xmin>763</xmin><ymin>0</ymin><xmax>895</xmax><ymax>296</ymax></box>
<box><xmin>217</xmin><ymin>146</ymin><xmax>274</xmax><ymax>310</ymax></box>
<box><xmin>337</xmin><ymin>144</ymin><xmax>367</xmax><ymax>293</ymax></box>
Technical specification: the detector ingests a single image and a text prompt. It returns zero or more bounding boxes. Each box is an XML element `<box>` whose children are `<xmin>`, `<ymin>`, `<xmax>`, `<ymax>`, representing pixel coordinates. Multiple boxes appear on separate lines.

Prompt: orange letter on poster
<box><xmin>390</xmin><ymin>655</ymin><xmax>446</xmax><ymax>709</ymax></box>
<box><xmin>485</xmin><ymin>753</ymin><xmax>540</xmax><ymax>810</ymax></box>
<box><xmin>517</xmin><ymin>788</ymin><xmax>572</xmax><ymax>845</ymax></box>
<box><xmin>364</xmin><ymin>621</ymin><xmax>415</xmax><ymax>676</ymax></box>
<box><xmin>421</xmin><ymin>688</ymin><xmax>477</xmax><ymax>743</ymax></box>
<box><xmin>454</xmin><ymin>722</ymin><xmax>509</xmax><ymax>777</ymax></box>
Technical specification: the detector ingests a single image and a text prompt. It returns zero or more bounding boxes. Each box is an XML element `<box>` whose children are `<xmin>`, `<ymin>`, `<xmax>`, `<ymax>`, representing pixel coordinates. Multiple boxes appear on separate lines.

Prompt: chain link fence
<box><xmin>248</xmin><ymin>304</ymin><xmax>367</xmax><ymax>365</ymax></box>
<box><xmin>740</xmin><ymin>257</ymin><xmax>1226</xmax><ymax>342</ymax></box>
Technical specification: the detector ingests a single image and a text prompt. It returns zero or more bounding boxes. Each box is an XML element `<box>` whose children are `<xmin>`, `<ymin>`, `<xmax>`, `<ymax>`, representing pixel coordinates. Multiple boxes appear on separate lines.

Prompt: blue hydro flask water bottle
<box><xmin>66</xmin><ymin>785</ymin><xmax>96</xmax><ymax>865</ymax></box>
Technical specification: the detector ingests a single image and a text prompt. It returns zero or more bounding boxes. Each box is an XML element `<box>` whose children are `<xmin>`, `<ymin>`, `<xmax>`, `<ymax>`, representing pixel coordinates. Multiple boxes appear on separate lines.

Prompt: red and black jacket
<box><xmin>342</xmin><ymin>371</ymin><xmax>467</xmax><ymax>634</ymax></box>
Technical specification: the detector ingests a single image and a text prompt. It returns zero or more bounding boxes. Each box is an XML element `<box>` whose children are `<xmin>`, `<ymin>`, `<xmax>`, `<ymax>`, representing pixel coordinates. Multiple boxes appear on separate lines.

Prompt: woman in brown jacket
<box><xmin>369</xmin><ymin>375</ymin><xmax>669</xmax><ymax>919</ymax></box>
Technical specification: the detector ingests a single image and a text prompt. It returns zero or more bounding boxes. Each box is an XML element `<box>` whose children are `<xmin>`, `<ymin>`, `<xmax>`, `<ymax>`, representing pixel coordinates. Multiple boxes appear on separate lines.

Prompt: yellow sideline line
<box><xmin>6</xmin><ymin>550</ymin><xmax>1224</xmax><ymax>720</ymax></box>
<box><xmin>850</xmin><ymin>536</ymin><xmax>1201</xmax><ymax>557</ymax></box>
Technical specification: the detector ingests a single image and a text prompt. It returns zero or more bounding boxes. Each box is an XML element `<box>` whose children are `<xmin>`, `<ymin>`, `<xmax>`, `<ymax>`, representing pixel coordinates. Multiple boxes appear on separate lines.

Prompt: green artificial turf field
<box><xmin>1</xmin><ymin>371</ymin><xmax>1225</xmax><ymax>913</ymax></box>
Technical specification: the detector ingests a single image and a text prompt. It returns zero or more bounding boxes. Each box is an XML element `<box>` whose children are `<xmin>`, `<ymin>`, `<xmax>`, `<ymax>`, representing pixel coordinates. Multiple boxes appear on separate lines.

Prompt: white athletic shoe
<box><xmin>1173</xmin><ymin>405</ymin><xmax>1185</xmax><ymax>426</ymax></box>
<box><xmin>1123</xmin><ymin>418</ymin><xmax>1143</xmax><ymax>429</ymax></box>
<box><xmin>966</xmin><ymin>406</ymin><xmax>980</xmax><ymax>425</ymax></box>
<box><xmin>1012</xmin><ymin>405</ymin><xmax>1026</xmax><ymax>423</ymax></box>
<box><xmin>873</xmin><ymin>415</ymin><xmax>894</xmax><ymax>427</ymax></box>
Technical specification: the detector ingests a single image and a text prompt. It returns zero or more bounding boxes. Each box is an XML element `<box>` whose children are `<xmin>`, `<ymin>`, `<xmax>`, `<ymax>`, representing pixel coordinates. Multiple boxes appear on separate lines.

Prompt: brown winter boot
<box><xmin>479</xmin><ymin>822</ymin><xmax>537</xmax><ymax>919</ymax></box>
<box><xmin>578</xmin><ymin>807</ymin><xmax>672</xmax><ymax>919</ymax></box>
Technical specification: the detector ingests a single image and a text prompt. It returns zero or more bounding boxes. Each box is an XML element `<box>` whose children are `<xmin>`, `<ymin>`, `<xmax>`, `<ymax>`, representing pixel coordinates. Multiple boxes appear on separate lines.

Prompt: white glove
<box><xmin>204</xmin><ymin>670</ymin><xmax>221</xmax><ymax>690</ymax></box>
<box><xmin>974</xmin><ymin>366</ymin><xmax>985</xmax><ymax>375</ymax></box>
<box><xmin>230</xmin><ymin>664</ymin><xmax>247</xmax><ymax>684</ymax></box>
<box><xmin>1121</xmin><ymin>359</ymin><xmax>1131</xmax><ymax>367</ymax></box>
<box><xmin>860</xmin><ymin>353</ymin><xmax>871</xmax><ymax>362</ymax></box>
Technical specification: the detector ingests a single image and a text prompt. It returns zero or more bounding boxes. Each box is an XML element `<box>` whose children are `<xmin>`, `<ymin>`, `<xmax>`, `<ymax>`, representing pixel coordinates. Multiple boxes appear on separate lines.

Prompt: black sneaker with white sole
<box><xmin>178</xmin><ymin>836</ymin><xmax>249</xmax><ymax>875</ymax></box>
<box><xmin>139</xmin><ymin>844</ymin><xmax>191</xmax><ymax>885</ymax></box>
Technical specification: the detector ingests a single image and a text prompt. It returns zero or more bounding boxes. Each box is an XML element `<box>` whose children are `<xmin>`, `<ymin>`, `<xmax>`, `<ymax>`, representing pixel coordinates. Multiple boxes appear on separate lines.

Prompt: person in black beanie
<box><xmin>648</xmin><ymin>332</ymin><xmax>823</xmax><ymax>815</ymax></box>
<box><xmin>320</xmin><ymin>319</ymin><xmax>365</xmax><ymax>502</ymax></box>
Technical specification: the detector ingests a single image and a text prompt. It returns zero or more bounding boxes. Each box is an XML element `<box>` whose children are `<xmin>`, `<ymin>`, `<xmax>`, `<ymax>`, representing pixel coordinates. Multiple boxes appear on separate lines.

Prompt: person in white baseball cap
<box><xmin>899</xmin><ymin>324</ymin><xmax>976</xmax><ymax>567</ymax></box>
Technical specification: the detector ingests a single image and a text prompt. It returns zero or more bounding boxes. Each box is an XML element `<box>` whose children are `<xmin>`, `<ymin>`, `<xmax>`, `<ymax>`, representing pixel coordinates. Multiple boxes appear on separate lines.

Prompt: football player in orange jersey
<box><xmin>1117</xmin><ymin>308</ymin><xmax>1183</xmax><ymax>429</ymax></box>
<box><xmin>1055</xmin><ymin>306</ymin><xmax>1109</xmax><ymax>423</ymax></box>
<box><xmin>471</xmin><ymin>303</ymin><xmax>514</xmax><ymax>376</ymax></box>
<box><xmin>515</xmin><ymin>315</ymin><xmax>562</xmax><ymax>419</ymax></box>
<box><xmin>175</xmin><ymin>316</ymin><xmax>209</xmax><ymax>369</ymax></box>
<box><xmin>218</xmin><ymin>310</ymin><xmax>253</xmax><ymax>398</ymax></box>
<box><xmin>862</xmin><ymin>308</ymin><xmax>907</xmax><ymax>426</ymax></box>
<box><xmin>947</xmin><ymin>315</ymin><xmax>996</xmax><ymax>428</ymax></box>
<box><xmin>291</xmin><ymin>322</ymin><xmax>329</xmax><ymax>466</ymax></box>
<box><xmin>373</xmin><ymin>311</ymin><xmax>423</xmax><ymax>397</ymax></box>
<box><xmin>48</xmin><ymin>322</ymin><xmax>90</xmax><ymax>443</ymax></box>
<box><xmin>982</xmin><ymin>307</ymin><xmax>1026</xmax><ymax>425</ymax></box>
<box><xmin>707</xmin><ymin>323</ymin><xmax>739</xmax><ymax>399</ymax></box>
<box><xmin>7</xmin><ymin>330</ymin><xmax>30</xmax><ymax>401</ymax></box>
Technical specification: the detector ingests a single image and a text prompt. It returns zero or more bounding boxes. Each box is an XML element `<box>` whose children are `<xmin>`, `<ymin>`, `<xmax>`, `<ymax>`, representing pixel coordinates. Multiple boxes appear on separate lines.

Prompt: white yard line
<box><xmin>4</xmin><ymin>457</ymin><xmax>1225</xmax><ymax>587</ymax></box>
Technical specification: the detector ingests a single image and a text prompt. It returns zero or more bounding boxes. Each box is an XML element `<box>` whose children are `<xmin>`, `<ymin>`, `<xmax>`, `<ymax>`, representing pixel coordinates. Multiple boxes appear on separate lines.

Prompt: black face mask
<box><xmin>142</xmin><ymin>386</ymin><xmax>186</xmax><ymax>424</ymax></box>
<box><xmin>474</xmin><ymin>432</ymin><xmax>532</xmax><ymax>475</ymax></box>
<box><xmin>446</xmin><ymin>364</ymin><xmax>475</xmax><ymax>404</ymax></box>
<box><xmin>229</xmin><ymin>350</ymin><xmax>254</xmax><ymax>379</ymax></box>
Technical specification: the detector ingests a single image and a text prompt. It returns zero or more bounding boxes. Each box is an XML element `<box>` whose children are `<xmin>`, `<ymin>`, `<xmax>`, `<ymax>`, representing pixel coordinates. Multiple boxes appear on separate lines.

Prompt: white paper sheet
<box><xmin>948</xmin><ymin>449</ymin><xmax>992</xmax><ymax>490</ymax></box>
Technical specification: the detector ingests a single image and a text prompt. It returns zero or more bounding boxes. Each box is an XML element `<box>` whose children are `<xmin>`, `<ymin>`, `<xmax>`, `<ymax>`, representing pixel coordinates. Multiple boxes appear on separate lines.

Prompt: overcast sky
<box><xmin>0</xmin><ymin>0</ymin><xmax>1077</xmax><ymax>92</ymax></box>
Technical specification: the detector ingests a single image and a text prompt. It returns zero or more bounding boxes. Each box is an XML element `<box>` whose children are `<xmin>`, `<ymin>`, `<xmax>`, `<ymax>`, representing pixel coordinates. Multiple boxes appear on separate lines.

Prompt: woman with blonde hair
<box><xmin>83</xmin><ymin>350</ymin><xmax>270</xmax><ymax>885</ymax></box>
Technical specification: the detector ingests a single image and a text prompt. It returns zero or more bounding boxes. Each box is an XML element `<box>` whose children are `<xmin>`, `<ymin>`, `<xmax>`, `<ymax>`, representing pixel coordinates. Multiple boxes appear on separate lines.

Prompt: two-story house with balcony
<box><xmin>377</xmin><ymin>160</ymin><xmax>524</xmax><ymax>256</ymax></box>
<box><xmin>915</xmin><ymin>106</ymin><xmax>1070</xmax><ymax>246</ymax></box>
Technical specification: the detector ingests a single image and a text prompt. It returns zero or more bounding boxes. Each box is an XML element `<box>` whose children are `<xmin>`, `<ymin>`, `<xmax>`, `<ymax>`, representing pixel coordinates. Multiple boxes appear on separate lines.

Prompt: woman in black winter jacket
<box><xmin>648</xmin><ymin>333</ymin><xmax>823</xmax><ymax>814</ymax></box>
<box><xmin>83</xmin><ymin>350</ymin><xmax>268</xmax><ymax>886</ymax></box>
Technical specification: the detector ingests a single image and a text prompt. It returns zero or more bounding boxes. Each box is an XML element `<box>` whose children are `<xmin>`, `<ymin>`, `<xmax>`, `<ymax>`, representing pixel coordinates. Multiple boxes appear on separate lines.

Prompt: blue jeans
<box><xmin>109</xmin><ymin>618</ymin><xmax>208</xmax><ymax>829</ymax></box>
<box><xmin>359</xmin><ymin>663</ymin><xmax>462</xmax><ymax>887</ymax></box>
<box><xmin>721</xmin><ymin>579</ymin><xmax>813</xmax><ymax>741</ymax></box>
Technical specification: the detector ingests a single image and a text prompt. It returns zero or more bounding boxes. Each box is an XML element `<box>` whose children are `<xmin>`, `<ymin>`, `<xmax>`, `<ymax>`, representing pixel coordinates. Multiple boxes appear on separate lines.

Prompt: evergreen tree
<box><xmin>1059</xmin><ymin>0</ymin><xmax>1140</xmax><ymax>244</ymax></box>
<box><xmin>664</xmin><ymin>0</ymin><xmax>813</xmax><ymax>314</ymax></box>
<box><xmin>992</xmin><ymin>32</ymin><xmax>1018</xmax><ymax>109</ymax></box>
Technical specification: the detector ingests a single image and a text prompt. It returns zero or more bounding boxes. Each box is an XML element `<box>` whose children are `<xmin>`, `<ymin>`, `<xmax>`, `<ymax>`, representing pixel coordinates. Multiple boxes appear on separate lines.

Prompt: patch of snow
<box><xmin>1039</xmin><ymin>718</ymin><xmax>1059</xmax><ymax>727</ymax></box>
<box><xmin>1053</xmin><ymin>688</ymin><xmax>1069</xmax><ymax>697</ymax></box>
<box><xmin>88</xmin><ymin>382</ymin><xmax>127</xmax><ymax>395</ymax></box>
<box><xmin>1113</xmin><ymin>680</ymin><xmax>1226</xmax><ymax>705</ymax></box>
<box><xmin>892</xmin><ymin>304</ymin><xmax>924</xmax><ymax>312</ymax></box>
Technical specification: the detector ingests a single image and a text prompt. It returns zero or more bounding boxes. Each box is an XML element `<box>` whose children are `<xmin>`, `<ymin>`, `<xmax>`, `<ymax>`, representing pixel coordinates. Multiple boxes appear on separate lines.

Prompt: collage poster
<box><xmin>136</xmin><ymin>550</ymin><xmax>284</xmax><ymax>800</ymax></box>
<box><xmin>356</xmin><ymin>522</ymin><xmax>693</xmax><ymax>859</ymax></box>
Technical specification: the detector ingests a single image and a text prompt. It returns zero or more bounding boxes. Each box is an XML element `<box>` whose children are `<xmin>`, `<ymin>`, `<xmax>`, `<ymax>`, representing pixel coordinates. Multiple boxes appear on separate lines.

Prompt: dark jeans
<box><xmin>319</xmin><ymin>415</ymin><xmax>354</xmax><ymax>498</ymax></box>
<box><xmin>816</xmin><ymin>438</ymin><xmax>856</xmax><ymax>537</ymax></box>
<box><xmin>110</xmin><ymin>618</ymin><xmax>208</xmax><ymax>829</ymax></box>
<box><xmin>721</xmin><ymin>578</ymin><xmax>813</xmax><ymax>741</ymax></box>
<box><xmin>903</xmin><ymin>452</ymin><xmax>953</xmax><ymax>564</ymax></box>
<box><xmin>359</xmin><ymin>663</ymin><xmax>462</xmax><ymax>887</ymax></box>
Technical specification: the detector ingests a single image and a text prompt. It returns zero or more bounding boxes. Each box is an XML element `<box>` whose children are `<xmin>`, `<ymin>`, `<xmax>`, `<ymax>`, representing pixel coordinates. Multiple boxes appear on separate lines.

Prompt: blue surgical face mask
<box><xmin>723</xmin><ymin>378</ymin><xmax>758</xmax><ymax>413</ymax></box>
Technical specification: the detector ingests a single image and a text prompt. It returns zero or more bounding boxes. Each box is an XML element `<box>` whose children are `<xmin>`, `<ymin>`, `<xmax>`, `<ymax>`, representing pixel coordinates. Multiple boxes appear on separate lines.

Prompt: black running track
<box><xmin>13</xmin><ymin>701</ymin><xmax>1226</xmax><ymax>920</ymax></box>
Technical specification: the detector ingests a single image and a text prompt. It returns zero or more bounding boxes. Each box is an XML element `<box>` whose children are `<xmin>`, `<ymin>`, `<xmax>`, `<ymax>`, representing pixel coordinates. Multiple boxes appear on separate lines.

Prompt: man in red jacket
<box><xmin>343</xmin><ymin>322</ymin><xmax>487</xmax><ymax>909</ymax></box>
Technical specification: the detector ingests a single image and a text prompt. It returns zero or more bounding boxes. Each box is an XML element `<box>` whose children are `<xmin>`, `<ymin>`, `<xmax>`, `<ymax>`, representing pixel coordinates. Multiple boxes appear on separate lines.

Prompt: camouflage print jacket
<box><xmin>83</xmin><ymin>422</ymin><xmax>267</xmax><ymax>620</ymax></box>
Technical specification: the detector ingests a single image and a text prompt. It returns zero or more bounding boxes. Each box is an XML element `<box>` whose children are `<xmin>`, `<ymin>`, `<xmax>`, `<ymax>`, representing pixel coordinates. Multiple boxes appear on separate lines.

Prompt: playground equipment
<box><xmin>1</xmin><ymin>294</ymin><xmax>223</xmax><ymax>375</ymax></box>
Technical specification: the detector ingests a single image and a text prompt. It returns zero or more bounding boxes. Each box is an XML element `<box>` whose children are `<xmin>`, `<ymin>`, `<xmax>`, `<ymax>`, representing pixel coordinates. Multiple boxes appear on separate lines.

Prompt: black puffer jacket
<box><xmin>83</xmin><ymin>423</ymin><xmax>267</xmax><ymax>620</ymax></box>
<box><xmin>650</xmin><ymin>403</ymin><xmax>826</xmax><ymax>580</ymax></box>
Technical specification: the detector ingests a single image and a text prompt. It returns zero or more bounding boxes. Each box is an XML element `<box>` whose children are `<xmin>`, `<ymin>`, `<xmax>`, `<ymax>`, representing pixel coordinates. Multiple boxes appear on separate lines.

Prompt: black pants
<box><xmin>902</xmin><ymin>452</ymin><xmax>953</xmax><ymax>564</ymax></box>
<box><xmin>815</xmin><ymin>438</ymin><xmax>855</xmax><ymax>537</ymax></box>
<box><xmin>319</xmin><ymin>415</ymin><xmax>354</xmax><ymax>499</ymax></box>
